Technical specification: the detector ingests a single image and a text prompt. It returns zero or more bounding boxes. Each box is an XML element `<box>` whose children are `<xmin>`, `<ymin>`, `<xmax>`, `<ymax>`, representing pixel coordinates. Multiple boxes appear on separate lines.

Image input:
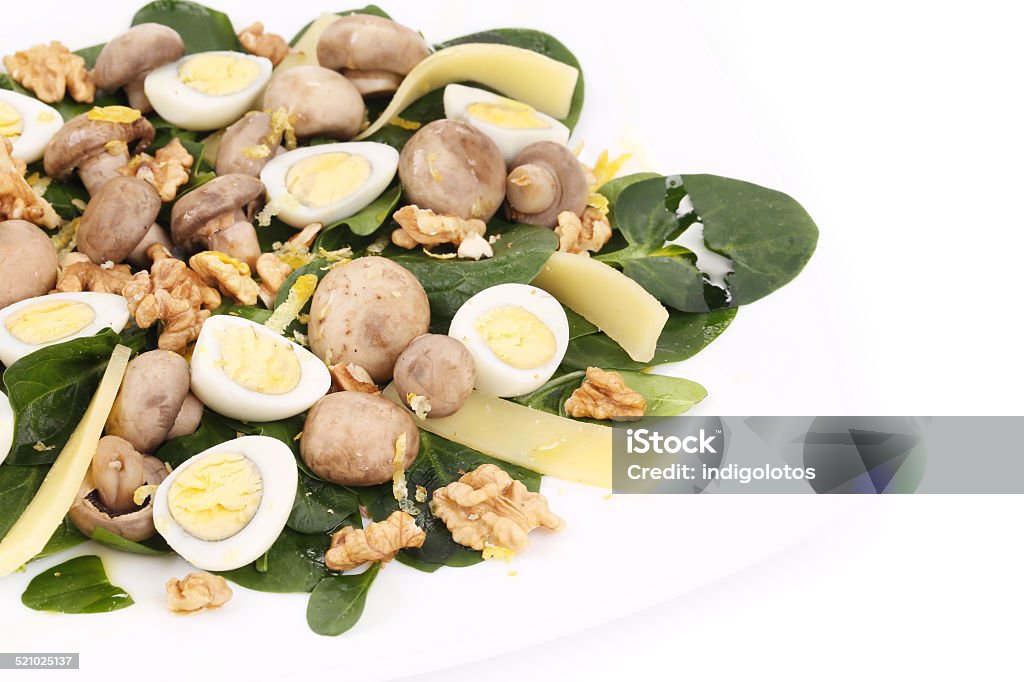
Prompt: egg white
<box><xmin>0</xmin><ymin>90</ymin><xmax>63</xmax><ymax>164</ymax></box>
<box><xmin>152</xmin><ymin>435</ymin><xmax>298</xmax><ymax>571</ymax></box>
<box><xmin>443</xmin><ymin>84</ymin><xmax>571</xmax><ymax>164</ymax></box>
<box><xmin>0</xmin><ymin>391</ymin><xmax>13</xmax><ymax>466</ymax></box>
<box><xmin>143</xmin><ymin>51</ymin><xmax>272</xmax><ymax>131</ymax></box>
<box><xmin>0</xmin><ymin>292</ymin><xmax>130</xmax><ymax>368</ymax></box>
<box><xmin>190</xmin><ymin>315</ymin><xmax>330</xmax><ymax>422</ymax></box>
<box><xmin>448</xmin><ymin>283</ymin><xmax>569</xmax><ymax>397</ymax></box>
<box><xmin>260</xmin><ymin>142</ymin><xmax>399</xmax><ymax>228</ymax></box>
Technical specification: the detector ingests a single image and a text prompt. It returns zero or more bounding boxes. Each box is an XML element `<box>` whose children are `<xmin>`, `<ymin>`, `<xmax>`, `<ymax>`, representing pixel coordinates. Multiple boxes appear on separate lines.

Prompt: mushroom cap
<box><xmin>105</xmin><ymin>350</ymin><xmax>192</xmax><ymax>453</ymax></box>
<box><xmin>317</xmin><ymin>14</ymin><xmax>430</xmax><ymax>76</ymax></box>
<box><xmin>77</xmin><ymin>176</ymin><xmax>161</xmax><ymax>264</ymax></box>
<box><xmin>43</xmin><ymin>112</ymin><xmax>155</xmax><ymax>180</ymax></box>
<box><xmin>393</xmin><ymin>334</ymin><xmax>475</xmax><ymax>418</ymax></box>
<box><xmin>261</xmin><ymin>65</ymin><xmax>365</xmax><ymax>140</ymax></box>
<box><xmin>216</xmin><ymin>111</ymin><xmax>278</xmax><ymax>177</ymax></box>
<box><xmin>0</xmin><ymin>220</ymin><xmax>58</xmax><ymax>309</ymax></box>
<box><xmin>93</xmin><ymin>23</ymin><xmax>185</xmax><ymax>91</ymax></box>
<box><xmin>398</xmin><ymin>119</ymin><xmax>507</xmax><ymax>221</ymax></box>
<box><xmin>68</xmin><ymin>449</ymin><xmax>168</xmax><ymax>542</ymax></box>
<box><xmin>506</xmin><ymin>141</ymin><xmax>588</xmax><ymax>228</ymax></box>
<box><xmin>170</xmin><ymin>173</ymin><xmax>264</xmax><ymax>248</ymax></box>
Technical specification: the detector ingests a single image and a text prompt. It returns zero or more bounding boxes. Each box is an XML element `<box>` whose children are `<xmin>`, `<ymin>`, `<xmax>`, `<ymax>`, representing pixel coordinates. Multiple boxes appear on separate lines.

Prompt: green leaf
<box><xmin>388</xmin><ymin>222</ymin><xmax>558</xmax><ymax>324</ymax></box>
<box><xmin>565</xmin><ymin>308</ymin><xmax>598</xmax><ymax>340</ymax></box>
<box><xmin>132</xmin><ymin>0</ymin><xmax>244</xmax><ymax>53</ymax></box>
<box><xmin>316</xmin><ymin>184</ymin><xmax>402</xmax><ymax>251</ymax></box>
<box><xmin>35</xmin><ymin>517</ymin><xmax>87</xmax><ymax>560</ymax></box>
<box><xmin>41</xmin><ymin>177</ymin><xmax>89</xmax><ymax>222</ymax></box>
<box><xmin>215</xmin><ymin>528</ymin><xmax>331</xmax><ymax>593</ymax></box>
<box><xmin>75</xmin><ymin>44</ymin><xmax>105</xmax><ymax>70</ymax></box>
<box><xmin>22</xmin><ymin>555</ymin><xmax>133</xmax><ymax>614</ymax></box>
<box><xmin>562</xmin><ymin>308</ymin><xmax>738</xmax><ymax>371</ymax></box>
<box><xmin>289</xmin><ymin>474</ymin><xmax>360</xmax><ymax>534</ymax></box>
<box><xmin>91</xmin><ymin>527</ymin><xmax>171</xmax><ymax>556</ymax></box>
<box><xmin>0</xmin><ymin>464</ymin><xmax>47</xmax><ymax>541</ymax></box>
<box><xmin>599</xmin><ymin>172</ymin><xmax>660</xmax><ymax>226</ymax></box>
<box><xmin>364</xmin><ymin>89</ymin><xmax>445</xmax><ymax>150</ymax></box>
<box><xmin>2</xmin><ymin>329</ymin><xmax>121</xmax><ymax>465</ymax></box>
<box><xmin>306</xmin><ymin>563</ymin><xmax>379</xmax><ymax>636</ymax></box>
<box><xmin>290</xmin><ymin>6</ymin><xmax>392</xmax><ymax>47</ymax></box>
<box><xmin>517</xmin><ymin>369</ymin><xmax>707</xmax><ymax>418</ymax></box>
<box><xmin>155</xmin><ymin>410</ymin><xmax>238</xmax><ymax>468</ymax></box>
<box><xmin>0</xmin><ymin>74</ymin><xmax>123</xmax><ymax>122</ymax></box>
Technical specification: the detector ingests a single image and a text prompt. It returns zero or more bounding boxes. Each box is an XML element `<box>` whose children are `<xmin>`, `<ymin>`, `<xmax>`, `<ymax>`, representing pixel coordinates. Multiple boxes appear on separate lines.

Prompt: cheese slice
<box><xmin>532</xmin><ymin>252</ymin><xmax>669</xmax><ymax>363</ymax></box>
<box><xmin>357</xmin><ymin>43</ymin><xmax>579</xmax><ymax>140</ymax></box>
<box><xmin>0</xmin><ymin>344</ymin><xmax>131</xmax><ymax>576</ymax></box>
<box><xmin>384</xmin><ymin>384</ymin><xmax>611</xmax><ymax>488</ymax></box>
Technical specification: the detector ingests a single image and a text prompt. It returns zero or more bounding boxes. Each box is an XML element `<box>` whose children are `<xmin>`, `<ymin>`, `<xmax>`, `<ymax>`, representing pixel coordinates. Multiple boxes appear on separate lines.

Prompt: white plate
<box><xmin>0</xmin><ymin>1</ymin><xmax>856</xmax><ymax>679</ymax></box>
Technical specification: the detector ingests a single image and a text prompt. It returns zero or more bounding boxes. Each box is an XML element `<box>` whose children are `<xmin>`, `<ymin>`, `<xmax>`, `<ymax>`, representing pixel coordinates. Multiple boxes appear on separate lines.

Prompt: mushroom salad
<box><xmin>0</xmin><ymin>2</ymin><xmax>819</xmax><ymax>633</ymax></box>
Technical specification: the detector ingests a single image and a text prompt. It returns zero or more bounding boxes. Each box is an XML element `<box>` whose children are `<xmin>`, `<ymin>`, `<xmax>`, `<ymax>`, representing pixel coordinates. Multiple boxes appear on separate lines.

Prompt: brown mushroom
<box><xmin>393</xmin><ymin>334</ymin><xmax>475</xmax><ymax>418</ymax></box>
<box><xmin>398</xmin><ymin>119</ymin><xmax>506</xmax><ymax>221</ymax></box>
<box><xmin>505</xmin><ymin>142</ymin><xmax>588</xmax><ymax>228</ymax></box>
<box><xmin>92</xmin><ymin>24</ymin><xmax>185</xmax><ymax>113</ymax></box>
<box><xmin>215</xmin><ymin>111</ymin><xmax>281</xmax><ymax>177</ymax></box>
<box><xmin>317</xmin><ymin>14</ymin><xmax>429</xmax><ymax>77</ymax></box>
<box><xmin>68</xmin><ymin>435</ymin><xmax>168</xmax><ymax>542</ymax></box>
<box><xmin>261</xmin><ymin>66</ymin><xmax>364</xmax><ymax>140</ymax></box>
<box><xmin>76</xmin><ymin>176</ymin><xmax>171</xmax><ymax>266</ymax></box>
<box><xmin>170</xmin><ymin>173</ymin><xmax>264</xmax><ymax>270</ymax></box>
<box><xmin>0</xmin><ymin>219</ymin><xmax>58</xmax><ymax>308</ymax></box>
<box><xmin>43</xmin><ymin>112</ymin><xmax>155</xmax><ymax>195</ymax></box>
<box><xmin>106</xmin><ymin>350</ymin><xmax>203</xmax><ymax>453</ymax></box>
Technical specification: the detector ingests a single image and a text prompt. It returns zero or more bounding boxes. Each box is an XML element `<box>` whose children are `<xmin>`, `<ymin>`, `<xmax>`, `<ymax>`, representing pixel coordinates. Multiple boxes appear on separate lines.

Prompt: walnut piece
<box><xmin>564</xmin><ymin>367</ymin><xmax>647</xmax><ymax>420</ymax></box>
<box><xmin>3</xmin><ymin>41</ymin><xmax>95</xmax><ymax>103</ymax></box>
<box><xmin>255</xmin><ymin>252</ymin><xmax>293</xmax><ymax>307</ymax></box>
<box><xmin>165</xmin><ymin>573</ymin><xmax>232</xmax><ymax>613</ymax></box>
<box><xmin>324</xmin><ymin>510</ymin><xmax>425</xmax><ymax>571</ymax></box>
<box><xmin>54</xmin><ymin>253</ymin><xmax>133</xmax><ymax>294</ymax></box>
<box><xmin>238</xmin><ymin>22</ymin><xmax>291</xmax><ymax>66</ymax></box>
<box><xmin>431</xmin><ymin>464</ymin><xmax>564</xmax><ymax>553</ymax></box>
<box><xmin>392</xmin><ymin>205</ymin><xmax>493</xmax><ymax>259</ymax></box>
<box><xmin>555</xmin><ymin>208</ymin><xmax>612</xmax><ymax>255</ymax></box>
<box><xmin>329</xmin><ymin>362</ymin><xmax>380</xmax><ymax>394</ymax></box>
<box><xmin>123</xmin><ymin>245</ymin><xmax>220</xmax><ymax>355</ymax></box>
<box><xmin>0</xmin><ymin>137</ymin><xmax>60</xmax><ymax>228</ymax></box>
<box><xmin>189</xmin><ymin>251</ymin><xmax>259</xmax><ymax>305</ymax></box>
<box><xmin>119</xmin><ymin>138</ymin><xmax>194</xmax><ymax>202</ymax></box>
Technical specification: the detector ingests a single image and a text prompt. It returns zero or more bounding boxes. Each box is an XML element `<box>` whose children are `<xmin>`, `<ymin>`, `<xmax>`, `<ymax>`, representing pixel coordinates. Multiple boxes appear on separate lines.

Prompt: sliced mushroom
<box><xmin>68</xmin><ymin>435</ymin><xmax>168</xmax><ymax>542</ymax></box>
<box><xmin>216</xmin><ymin>111</ymin><xmax>281</xmax><ymax>177</ymax></box>
<box><xmin>0</xmin><ymin>219</ymin><xmax>58</xmax><ymax>308</ymax></box>
<box><xmin>43</xmin><ymin>112</ymin><xmax>155</xmax><ymax>194</ymax></box>
<box><xmin>92</xmin><ymin>24</ymin><xmax>185</xmax><ymax>113</ymax></box>
<box><xmin>261</xmin><ymin>65</ymin><xmax>364</xmax><ymax>140</ymax></box>
<box><xmin>170</xmin><ymin>173</ymin><xmax>264</xmax><ymax>269</ymax></box>
<box><xmin>504</xmin><ymin>142</ymin><xmax>588</xmax><ymax>228</ymax></box>
<box><xmin>317</xmin><ymin>14</ymin><xmax>429</xmax><ymax>77</ymax></box>
<box><xmin>76</xmin><ymin>176</ymin><xmax>171</xmax><ymax>266</ymax></box>
<box><xmin>106</xmin><ymin>350</ymin><xmax>203</xmax><ymax>453</ymax></box>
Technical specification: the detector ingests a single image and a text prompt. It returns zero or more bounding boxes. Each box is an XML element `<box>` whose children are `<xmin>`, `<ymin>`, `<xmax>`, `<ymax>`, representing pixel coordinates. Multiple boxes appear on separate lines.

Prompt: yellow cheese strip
<box><xmin>532</xmin><ymin>252</ymin><xmax>669</xmax><ymax>363</ymax></box>
<box><xmin>0</xmin><ymin>345</ymin><xmax>131</xmax><ymax>576</ymax></box>
<box><xmin>357</xmin><ymin>43</ymin><xmax>579</xmax><ymax>140</ymax></box>
<box><xmin>383</xmin><ymin>384</ymin><xmax>611</xmax><ymax>488</ymax></box>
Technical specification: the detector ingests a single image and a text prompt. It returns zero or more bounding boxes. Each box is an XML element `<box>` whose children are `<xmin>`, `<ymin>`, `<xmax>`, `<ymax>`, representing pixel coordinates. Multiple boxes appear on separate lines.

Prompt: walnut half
<box><xmin>0</xmin><ymin>137</ymin><xmax>60</xmax><ymax>228</ymax></box>
<box><xmin>3</xmin><ymin>41</ymin><xmax>95</xmax><ymax>103</ymax></box>
<box><xmin>391</xmin><ymin>204</ymin><xmax>493</xmax><ymax>260</ymax></box>
<box><xmin>166</xmin><ymin>573</ymin><xmax>232</xmax><ymax>613</ymax></box>
<box><xmin>54</xmin><ymin>253</ymin><xmax>133</xmax><ymax>294</ymax></box>
<box><xmin>324</xmin><ymin>510</ymin><xmax>425</xmax><ymax>571</ymax></box>
<box><xmin>564</xmin><ymin>367</ymin><xmax>647</xmax><ymax>420</ymax></box>
<box><xmin>555</xmin><ymin>208</ymin><xmax>612</xmax><ymax>255</ymax></box>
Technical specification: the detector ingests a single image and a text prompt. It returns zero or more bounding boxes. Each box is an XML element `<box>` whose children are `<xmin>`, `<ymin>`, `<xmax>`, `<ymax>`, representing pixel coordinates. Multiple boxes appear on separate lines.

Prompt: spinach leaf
<box><xmin>364</xmin><ymin>89</ymin><xmax>445</xmax><ymax>151</ymax></box>
<box><xmin>132</xmin><ymin>0</ymin><xmax>243</xmax><ymax>53</ymax></box>
<box><xmin>215</xmin><ymin>528</ymin><xmax>331</xmax><ymax>593</ymax></box>
<box><xmin>75</xmin><ymin>44</ymin><xmax>105</xmax><ymax>70</ymax></box>
<box><xmin>438</xmin><ymin>29</ymin><xmax>585</xmax><ymax>131</ymax></box>
<box><xmin>290</xmin><ymin>6</ymin><xmax>392</xmax><ymax>47</ymax></box>
<box><xmin>517</xmin><ymin>369</ymin><xmax>707</xmax><ymax>418</ymax></box>
<box><xmin>289</xmin><ymin>474</ymin><xmax>359</xmax><ymax>534</ymax></box>
<box><xmin>155</xmin><ymin>410</ymin><xmax>238</xmax><ymax>468</ymax></box>
<box><xmin>316</xmin><ymin>183</ymin><xmax>402</xmax><ymax>250</ymax></box>
<box><xmin>218</xmin><ymin>305</ymin><xmax>273</xmax><ymax>324</ymax></box>
<box><xmin>360</xmin><ymin>431</ymin><xmax>541</xmax><ymax>569</ymax></box>
<box><xmin>41</xmin><ymin>177</ymin><xmax>89</xmax><ymax>222</ymax></box>
<box><xmin>388</xmin><ymin>222</ymin><xmax>558</xmax><ymax>323</ymax></box>
<box><xmin>2</xmin><ymin>329</ymin><xmax>121</xmax><ymax>465</ymax></box>
<box><xmin>598</xmin><ymin>174</ymin><xmax>819</xmax><ymax>312</ymax></box>
<box><xmin>598</xmin><ymin>172</ymin><xmax>660</xmax><ymax>226</ymax></box>
<box><xmin>91</xmin><ymin>527</ymin><xmax>171</xmax><ymax>556</ymax></box>
<box><xmin>306</xmin><ymin>563</ymin><xmax>379</xmax><ymax>636</ymax></box>
<box><xmin>565</xmin><ymin>308</ymin><xmax>598</xmax><ymax>340</ymax></box>
<box><xmin>35</xmin><ymin>517</ymin><xmax>87</xmax><ymax>560</ymax></box>
<box><xmin>562</xmin><ymin>308</ymin><xmax>737</xmax><ymax>371</ymax></box>
<box><xmin>0</xmin><ymin>464</ymin><xmax>47</xmax><ymax>541</ymax></box>
<box><xmin>22</xmin><ymin>555</ymin><xmax>133</xmax><ymax>613</ymax></box>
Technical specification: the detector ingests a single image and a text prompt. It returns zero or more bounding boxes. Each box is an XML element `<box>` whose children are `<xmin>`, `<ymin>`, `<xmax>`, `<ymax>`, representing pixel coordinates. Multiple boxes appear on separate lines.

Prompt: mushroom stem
<box><xmin>123</xmin><ymin>77</ymin><xmax>152</xmax><ymax>114</ymax></box>
<box><xmin>92</xmin><ymin>436</ymin><xmax>146</xmax><ymax>512</ymax></box>
<box><xmin>209</xmin><ymin>220</ymin><xmax>262</xmax><ymax>271</ymax></box>
<box><xmin>507</xmin><ymin>163</ymin><xmax>558</xmax><ymax>215</ymax></box>
<box><xmin>79</xmin><ymin>150</ymin><xmax>130</xmax><ymax>195</ymax></box>
<box><xmin>343</xmin><ymin>69</ymin><xmax>403</xmax><ymax>97</ymax></box>
<box><xmin>127</xmin><ymin>223</ymin><xmax>174</xmax><ymax>266</ymax></box>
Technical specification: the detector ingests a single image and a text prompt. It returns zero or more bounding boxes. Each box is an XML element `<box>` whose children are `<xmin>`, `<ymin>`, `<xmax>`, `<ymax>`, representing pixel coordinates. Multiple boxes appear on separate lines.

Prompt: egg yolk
<box><xmin>0</xmin><ymin>101</ymin><xmax>23</xmax><ymax>139</ymax></box>
<box><xmin>467</xmin><ymin>98</ymin><xmax>547</xmax><ymax>130</ymax></box>
<box><xmin>86</xmin><ymin>105</ymin><xmax>141</xmax><ymax>124</ymax></box>
<box><xmin>474</xmin><ymin>306</ymin><xmax>557</xmax><ymax>369</ymax></box>
<box><xmin>5</xmin><ymin>301</ymin><xmax>95</xmax><ymax>345</ymax></box>
<box><xmin>179</xmin><ymin>53</ymin><xmax>261</xmax><ymax>96</ymax></box>
<box><xmin>285</xmin><ymin>152</ymin><xmax>371</xmax><ymax>207</ymax></box>
<box><xmin>219</xmin><ymin>326</ymin><xmax>301</xmax><ymax>394</ymax></box>
<box><xmin>168</xmin><ymin>452</ymin><xmax>263</xmax><ymax>541</ymax></box>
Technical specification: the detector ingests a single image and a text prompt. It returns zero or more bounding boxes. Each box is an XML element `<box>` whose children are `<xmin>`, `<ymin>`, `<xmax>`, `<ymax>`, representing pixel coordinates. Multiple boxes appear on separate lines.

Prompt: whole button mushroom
<box><xmin>170</xmin><ymin>173</ymin><xmax>265</xmax><ymax>270</ymax></box>
<box><xmin>68</xmin><ymin>435</ymin><xmax>168</xmax><ymax>541</ymax></box>
<box><xmin>301</xmin><ymin>392</ymin><xmax>419</xmax><ymax>486</ymax></box>
<box><xmin>92</xmin><ymin>24</ymin><xmax>185</xmax><ymax>113</ymax></box>
<box><xmin>308</xmin><ymin>257</ymin><xmax>430</xmax><ymax>383</ymax></box>
<box><xmin>505</xmin><ymin>141</ymin><xmax>589</xmax><ymax>228</ymax></box>
<box><xmin>105</xmin><ymin>350</ymin><xmax>203</xmax><ymax>454</ymax></box>
<box><xmin>398</xmin><ymin>120</ymin><xmax>507</xmax><ymax>221</ymax></box>
<box><xmin>393</xmin><ymin>334</ymin><xmax>476</xmax><ymax>418</ymax></box>
<box><xmin>216</xmin><ymin>111</ymin><xmax>281</xmax><ymax>177</ymax></box>
<box><xmin>317</xmin><ymin>14</ymin><xmax>430</xmax><ymax>94</ymax></box>
<box><xmin>0</xmin><ymin>220</ymin><xmax>58</xmax><ymax>308</ymax></box>
<box><xmin>43</xmin><ymin>112</ymin><xmax>155</xmax><ymax>195</ymax></box>
<box><xmin>262</xmin><ymin>65</ymin><xmax>365</xmax><ymax>140</ymax></box>
<box><xmin>77</xmin><ymin>176</ymin><xmax>172</xmax><ymax>266</ymax></box>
